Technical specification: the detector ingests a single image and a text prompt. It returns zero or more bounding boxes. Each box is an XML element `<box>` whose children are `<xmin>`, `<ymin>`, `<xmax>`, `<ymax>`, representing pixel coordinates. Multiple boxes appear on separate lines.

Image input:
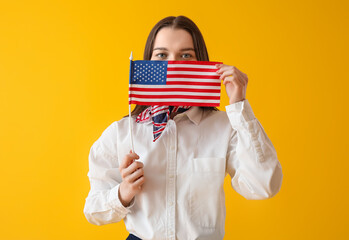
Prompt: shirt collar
<box><xmin>176</xmin><ymin>106</ymin><xmax>203</xmax><ymax>125</ymax></box>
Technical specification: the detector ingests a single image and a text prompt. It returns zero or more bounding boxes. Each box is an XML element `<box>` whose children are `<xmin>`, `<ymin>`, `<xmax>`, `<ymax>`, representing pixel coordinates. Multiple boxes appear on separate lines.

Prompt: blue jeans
<box><xmin>126</xmin><ymin>234</ymin><xmax>142</xmax><ymax>240</ymax></box>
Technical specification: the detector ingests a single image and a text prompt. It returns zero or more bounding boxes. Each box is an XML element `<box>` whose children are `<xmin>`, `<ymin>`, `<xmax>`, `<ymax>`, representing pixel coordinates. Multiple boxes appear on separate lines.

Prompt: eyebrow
<box><xmin>153</xmin><ymin>47</ymin><xmax>195</xmax><ymax>51</ymax></box>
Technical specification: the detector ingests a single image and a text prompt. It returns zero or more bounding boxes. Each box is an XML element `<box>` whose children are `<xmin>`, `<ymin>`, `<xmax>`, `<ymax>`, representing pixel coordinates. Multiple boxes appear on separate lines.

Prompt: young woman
<box><xmin>84</xmin><ymin>15</ymin><xmax>283</xmax><ymax>240</ymax></box>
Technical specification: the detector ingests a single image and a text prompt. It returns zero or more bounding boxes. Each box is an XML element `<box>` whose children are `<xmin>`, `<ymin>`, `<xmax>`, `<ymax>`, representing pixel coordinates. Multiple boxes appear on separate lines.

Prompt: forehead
<box><xmin>153</xmin><ymin>27</ymin><xmax>194</xmax><ymax>49</ymax></box>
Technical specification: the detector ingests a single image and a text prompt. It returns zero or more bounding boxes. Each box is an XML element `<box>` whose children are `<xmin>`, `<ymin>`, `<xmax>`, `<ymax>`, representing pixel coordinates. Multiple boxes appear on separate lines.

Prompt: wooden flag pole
<box><xmin>129</xmin><ymin>51</ymin><xmax>135</xmax><ymax>153</ymax></box>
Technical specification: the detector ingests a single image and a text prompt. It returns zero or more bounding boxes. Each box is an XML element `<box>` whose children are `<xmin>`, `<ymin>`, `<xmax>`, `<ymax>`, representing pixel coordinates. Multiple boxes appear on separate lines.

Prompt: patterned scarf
<box><xmin>136</xmin><ymin>105</ymin><xmax>191</xmax><ymax>142</ymax></box>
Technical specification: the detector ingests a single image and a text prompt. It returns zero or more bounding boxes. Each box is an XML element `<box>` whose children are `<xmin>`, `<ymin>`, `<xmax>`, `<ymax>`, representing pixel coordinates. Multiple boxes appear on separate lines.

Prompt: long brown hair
<box><xmin>129</xmin><ymin>15</ymin><xmax>218</xmax><ymax>117</ymax></box>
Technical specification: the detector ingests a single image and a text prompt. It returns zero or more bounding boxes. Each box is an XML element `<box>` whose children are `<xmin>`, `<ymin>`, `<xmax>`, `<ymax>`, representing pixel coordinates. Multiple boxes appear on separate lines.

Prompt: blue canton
<box><xmin>130</xmin><ymin>60</ymin><xmax>168</xmax><ymax>85</ymax></box>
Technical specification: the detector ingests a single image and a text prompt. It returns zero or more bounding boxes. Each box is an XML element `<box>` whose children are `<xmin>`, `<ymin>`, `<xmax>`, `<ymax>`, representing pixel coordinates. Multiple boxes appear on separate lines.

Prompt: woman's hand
<box><xmin>216</xmin><ymin>64</ymin><xmax>248</xmax><ymax>104</ymax></box>
<box><xmin>118</xmin><ymin>151</ymin><xmax>145</xmax><ymax>207</ymax></box>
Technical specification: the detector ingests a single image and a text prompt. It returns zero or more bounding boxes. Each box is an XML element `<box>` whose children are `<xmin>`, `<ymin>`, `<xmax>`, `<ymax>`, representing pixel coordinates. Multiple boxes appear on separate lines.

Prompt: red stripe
<box><xmin>152</xmin><ymin>106</ymin><xmax>167</xmax><ymax>111</ymax></box>
<box><xmin>141</xmin><ymin>116</ymin><xmax>150</xmax><ymax>121</ymax></box>
<box><xmin>153</xmin><ymin>135</ymin><xmax>161</xmax><ymax>142</ymax></box>
<box><xmin>154</xmin><ymin>127</ymin><xmax>165</xmax><ymax>134</ymax></box>
<box><xmin>130</xmin><ymin>87</ymin><xmax>220</xmax><ymax>93</ymax></box>
<box><xmin>152</xmin><ymin>108</ymin><xmax>169</xmax><ymax>115</ymax></box>
<box><xmin>166</xmin><ymin>81</ymin><xmax>221</xmax><ymax>86</ymax></box>
<box><xmin>129</xmin><ymin>94</ymin><xmax>220</xmax><ymax>100</ymax></box>
<box><xmin>130</xmin><ymin>101</ymin><xmax>219</xmax><ymax>107</ymax></box>
<box><xmin>154</xmin><ymin>123</ymin><xmax>167</xmax><ymax>127</ymax></box>
<box><xmin>167</xmin><ymin>74</ymin><xmax>220</xmax><ymax>79</ymax></box>
<box><xmin>167</xmin><ymin>67</ymin><xmax>217</xmax><ymax>72</ymax></box>
<box><xmin>167</xmin><ymin>61</ymin><xmax>223</xmax><ymax>65</ymax></box>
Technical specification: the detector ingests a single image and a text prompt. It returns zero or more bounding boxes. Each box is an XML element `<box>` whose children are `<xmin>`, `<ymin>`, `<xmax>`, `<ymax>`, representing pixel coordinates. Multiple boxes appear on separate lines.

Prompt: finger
<box><xmin>219</xmin><ymin>69</ymin><xmax>236</xmax><ymax>80</ymax></box>
<box><xmin>122</xmin><ymin>161</ymin><xmax>144</xmax><ymax>178</ymax></box>
<box><xmin>231</xmin><ymin>67</ymin><xmax>248</xmax><ymax>84</ymax></box>
<box><xmin>239</xmin><ymin>71</ymin><xmax>248</xmax><ymax>81</ymax></box>
<box><xmin>216</xmin><ymin>64</ymin><xmax>234</xmax><ymax>74</ymax></box>
<box><xmin>217</xmin><ymin>65</ymin><xmax>246</xmax><ymax>79</ymax></box>
<box><xmin>127</xmin><ymin>167</ymin><xmax>144</xmax><ymax>183</ymax></box>
<box><xmin>230</xmin><ymin>69</ymin><xmax>246</xmax><ymax>84</ymax></box>
<box><xmin>222</xmin><ymin>68</ymin><xmax>246</xmax><ymax>85</ymax></box>
<box><xmin>221</xmin><ymin>72</ymin><xmax>244</xmax><ymax>86</ymax></box>
<box><xmin>120</xmin><ymin>152</ymin><xmax>140</xmax><ymax>170</ymax></box>
<box><xmin>133</xmin><ymin>175</ymin><xmax>146</xmax><ymax>189</ymax></box>
<box><xmin>223</xmin><ymin>76</ymin><xmax>244</xmax><ymax>86</ymax></box>
<box><xmin>215</xmin><ymin>63</ymin><xmax>230</xmax><ymax>69</ymax></box>
<box><xmin>215</xmin><ymin>63</ymin><xmax>224</xmax><ymax>67</ymax></box>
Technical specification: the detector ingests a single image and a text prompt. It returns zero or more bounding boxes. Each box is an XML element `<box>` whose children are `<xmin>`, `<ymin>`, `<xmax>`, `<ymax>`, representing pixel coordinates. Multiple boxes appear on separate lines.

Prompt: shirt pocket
<box><xmin>189</xmin><ymin>157</ymin><xmax>226</xmax><ymax>229</ymax></box>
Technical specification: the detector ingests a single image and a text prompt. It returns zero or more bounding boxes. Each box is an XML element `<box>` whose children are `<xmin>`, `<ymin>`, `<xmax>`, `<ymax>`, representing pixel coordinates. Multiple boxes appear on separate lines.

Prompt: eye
<box><xmin>155</xmin><ymin>53</ymin><xmax>167</xmax><ymax>59</ymax></box>
<box><xmin>181</xmin><ymin>53</ymin><xmax>192</xmax><ymax>59</ymax></box>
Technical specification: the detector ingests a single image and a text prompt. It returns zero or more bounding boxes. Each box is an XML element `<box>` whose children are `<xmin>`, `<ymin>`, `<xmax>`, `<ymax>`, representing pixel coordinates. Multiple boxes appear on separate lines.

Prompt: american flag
<box><xmin>128</xmin><ymin>60</ymin><xmax>223</xmax><ymax>107</ymax></box>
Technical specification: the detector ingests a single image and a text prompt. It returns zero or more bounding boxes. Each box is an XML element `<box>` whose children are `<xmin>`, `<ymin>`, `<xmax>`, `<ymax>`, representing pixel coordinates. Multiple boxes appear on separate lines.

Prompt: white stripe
<box><xmin>167</xmin><ymin>71</ymin><xmax>219</xmax><ymax>76</ymax></box>
<box><xmin>166</xmin><ymin>78</ymin><xmax>221</xmax><ymax>83</ymax></box>
<box><xmin>130</xmin><ymin>84</ymin><xmax>221</xmax><ymax>90</ymax></box>
<box><xmin>167</xmin><ymin>64</ymin><xmax>217</xmax><ymax>69</ymax></box>
<box><xmin>152</xmin><ymin>109</ymin><xmax>168</xmax><ymax>115</ymax></box>
<box><xmin>130</xmin><ymin>91</ymin><xmax>220</xmax><ymax>96</ymax></box>
<box><xmin>130</xmin><ymin>97</ymin><xmax>220</xmax><ymax>103</ymax></box>
<box><xmin>152</xmin><ymin>105</ymin><xmax>169</xmax><ymax>111</ymax></box>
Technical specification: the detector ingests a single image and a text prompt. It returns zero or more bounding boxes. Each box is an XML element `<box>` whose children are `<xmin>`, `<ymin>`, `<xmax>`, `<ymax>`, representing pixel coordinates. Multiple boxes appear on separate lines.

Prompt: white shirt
<box><xmin>83</xmin><ymin>99</ymin><xmax>283</xmax><ymax>240</ymax></box>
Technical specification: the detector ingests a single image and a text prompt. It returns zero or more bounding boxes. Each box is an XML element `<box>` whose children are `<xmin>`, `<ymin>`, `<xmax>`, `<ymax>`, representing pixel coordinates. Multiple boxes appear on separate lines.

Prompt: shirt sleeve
<box><xmin>225</xmin><ymin>99</ymin><xmax>283</xmax><ymax>200</ymax></box>
<box><xmin>83</xmin><ymin>122</ymin><xmax>135</xmax><ymax>225</ymax></box>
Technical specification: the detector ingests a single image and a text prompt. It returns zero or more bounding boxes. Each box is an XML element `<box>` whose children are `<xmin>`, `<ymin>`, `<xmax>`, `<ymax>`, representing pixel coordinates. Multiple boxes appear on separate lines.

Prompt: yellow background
<box><xmin>1</xmin><ymin>0</ymin><xmax>348</xmax><ymax>239</ymax></box>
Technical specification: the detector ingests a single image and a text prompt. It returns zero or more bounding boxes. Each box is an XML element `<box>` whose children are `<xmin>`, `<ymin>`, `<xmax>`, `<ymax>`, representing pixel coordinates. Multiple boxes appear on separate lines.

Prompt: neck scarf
<box><xmin>136</xmin><ymin>105</ymin><xmax>191</xmax><ymax>142</ymax></box>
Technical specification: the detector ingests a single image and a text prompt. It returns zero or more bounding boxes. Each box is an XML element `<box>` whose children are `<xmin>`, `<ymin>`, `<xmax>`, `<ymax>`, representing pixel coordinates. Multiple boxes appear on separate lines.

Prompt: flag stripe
<box><xmin>129</xmin><ymin>94</ymin><xmax>220</xmax><ymax>100</ymax></box>
<box><xmin>129</xmin><ymin>87</ymin><xmax>220</xmax><ymax>93</ymax></box>
<box><xmin>130</xmin><ymin>98</ymin><xmax>220</xmax><ymax>103</ymax></box>
<box><xmin>166</xmin><ymin>78</ymin><xmax>220</xmax><ymax>82</ymax></box>
<box><xmin>129</xmin><ymin>85</ymin><xmax>221</xmax><ymax>90</ymax></box>
<box><xmin>166</xmin><ymin>81</ymin><xmax>221</xmax><ymax>86</ymax></box>
<box><xmin>129</xmin><ymin>91</ymin><xmax>220</xmax><ymax>96</ymax></box>
<box><xmin>167</xmin><ymin>60</ymin><xmax>221</xmax><ymax>65</ymax></box>
<box><xmin>167</xmin><ymin>74</ymin><xmax>220</xmax><ymax>79</ymax></box>
<box><xmin>166</xmin><ymin>67</ymin><xmax>218</xmax><ymax>72</ymax></box>
<box><xmin>166</xmin><ymin>71</ymin><xmax>218</xmax><ymax>76</ymax></box>
<box><xmin>167</xmin><ymin>64</ymin><xmax>218</xmax><ymax>69</ymax></box>
<box><xmin>129</xmin><ymin>100</ymin><xmax>219</xmax><ymax>107</ymax></box>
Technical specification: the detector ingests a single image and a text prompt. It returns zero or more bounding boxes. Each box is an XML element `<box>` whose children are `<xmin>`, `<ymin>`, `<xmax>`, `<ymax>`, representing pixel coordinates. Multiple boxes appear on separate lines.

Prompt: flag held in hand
<box><xmin>129</xmin><ymin>60</ymin><xmax>223</xmax><ymax>107</ymax></box>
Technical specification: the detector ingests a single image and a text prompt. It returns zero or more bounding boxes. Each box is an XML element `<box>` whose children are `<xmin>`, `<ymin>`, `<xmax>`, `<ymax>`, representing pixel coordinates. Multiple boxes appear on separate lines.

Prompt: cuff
<box><xmin>106</xmin><ymin>184</ymin><xmax>135</xmax><ymax>216</ymax></box>
<box><xmin>225</xmin><ymin>99</ymin><xmax>256</xmax><ymax>127</ymax></box>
